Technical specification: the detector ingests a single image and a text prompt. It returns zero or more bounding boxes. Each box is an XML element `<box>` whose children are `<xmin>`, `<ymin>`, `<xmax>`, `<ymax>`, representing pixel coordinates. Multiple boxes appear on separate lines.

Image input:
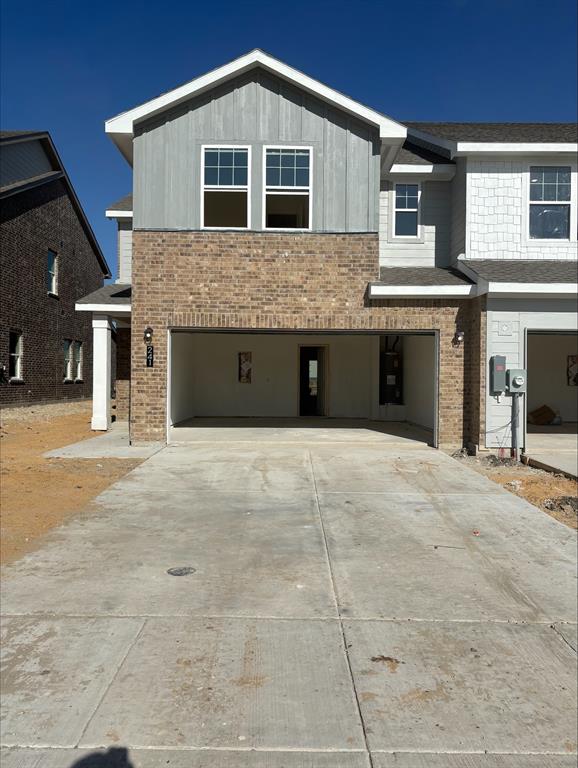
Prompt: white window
<box><xmin>63</xmin><ymin>339</ymin><xmax>73</xmax><ymax>381</ymax></box>
<box><xmin>47</xmin><ymin>249</ymin><xmax>58</xmax><ymax>294</ymax></box>
<box><xmin>8</xmin><ymin>330</ymin><xmax>23</xmax><ymax>380</ymax></box>
<box><xmin>529</xmin><ymin>166</ymin><xmax>571</xmax><ymax>239</ymax></box>
<box><xmin>263</xmin><ymin>147</ymin><xmax>311</xmax><ymax>230</ymax></box>
<box><xmin>73</xmin><ymin>341</ymin><xmax>83</xmax><ymax>381</ymax></box>
<box><xmin>394</xmin><ymin>183</ymin><xmax>420</xmax><ymax>237</ymax></box>
<box><xmin>201</xmin><ymin>146</ymin><xmax>250</xmax><ymax>228</ymax></box>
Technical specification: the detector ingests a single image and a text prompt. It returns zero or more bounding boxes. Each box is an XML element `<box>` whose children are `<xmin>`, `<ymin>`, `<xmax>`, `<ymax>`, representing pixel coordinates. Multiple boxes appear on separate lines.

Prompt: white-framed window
<box><xmin>263</xmin><ymin>146</ymin><xmax>312</xmax><ymax>230</ymax></box>
<box><xmin>201</xmin><ymin>145</ymin><xmax>250</xmax><ymax>228</ymax></box>
<box><xmin>393</xmin><ymin>183</ymin><xmax>420</xmax><ymax>237</ymax></box>
<box><xmin>47</xmin><ymin>249</ymin><xmax>58</xmax><ymax>294</ymax></box>
<box><xmin>8</xmin><ymin>330</ymin><xmax>23</xmax><ymax>380</ymax></box>
<box><xmin>73</xmin><ymin>341</ymin><xmax>83</xmax><ymax>381</ymax></box>
<box><xmin>63</xmin><ymin>339</ymin><xmax>73</xmax><ymax>381</ymax></box>
<box><xmin>529</xmin><ymin>166</ymin><xmax>571</xmax><ymax>239</ymax></box>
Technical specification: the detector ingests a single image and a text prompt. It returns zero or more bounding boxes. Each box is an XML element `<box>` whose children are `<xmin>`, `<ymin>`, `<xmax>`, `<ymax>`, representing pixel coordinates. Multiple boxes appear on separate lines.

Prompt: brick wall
<box><xmin>114</xmin><ymin>327</ymin><xmax>131</xmax><ymax>420</ymax></box>
<box><xmin>0</xmin><ymin>180</ymin><xmax>104</xmax><ymax>406</ymax></box>
<box><xmin>467</xmin><ymin>158</ymin><xmax>578</xmax><ymax>260</ymax></box>
<box><xmin>131</xmin><ymin>230</ymin><xmax>482</xmax><ymax>447</ymax></box>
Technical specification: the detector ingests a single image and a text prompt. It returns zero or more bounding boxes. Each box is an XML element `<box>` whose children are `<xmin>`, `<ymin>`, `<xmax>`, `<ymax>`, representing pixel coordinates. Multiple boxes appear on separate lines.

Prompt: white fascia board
<box><xmin>454</xmin><ymin>142</ymin><xmax>578</xmax><ymax>155</ymax></box>
<box><xmin>485</xmin><ymin>282</ymin><xmax>578</xmax><ymax>296</ymax></box>
<box><xmin>368</xmin><ymin>283</ymin><xmax>475</xmax><ymax>299</ymax></box>
<box><xmin>105</xmin><ymin>49</ymin><xmax>406</xmax><ymax>141</ymax></box>
<box><xmin>105</xmin><ymin>209</ymin><xmax>133</xmax><ymax>219</ymax></box>
<box><xmin>75</xmin><ymin>303</ymin><xmax>132</xmax><ymax>314</ymax></box>
<box><xmin>388</xmin><ymin>163</ymin><xmax>455</xmax><ymax>180</ymax></box>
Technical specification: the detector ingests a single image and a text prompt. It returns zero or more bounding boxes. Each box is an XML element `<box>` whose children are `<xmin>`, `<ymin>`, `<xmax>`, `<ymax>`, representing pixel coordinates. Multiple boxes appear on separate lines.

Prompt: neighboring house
<box><xmin>77</xmin><ymin>50</ymin><xmax>577</xmax><ymax>451</ymax></box>
<box><xmin>0</xmin><ymin>130</ymin><xmax>110</xmax><ymax>407</ymax></box>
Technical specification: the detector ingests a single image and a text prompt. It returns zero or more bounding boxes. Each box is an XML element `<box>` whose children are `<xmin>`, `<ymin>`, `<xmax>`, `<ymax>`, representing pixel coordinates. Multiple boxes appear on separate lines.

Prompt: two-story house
<box><xmin>77</xmin><ymin>50</ymin><xmax>577</xmax><ymax>453</ymax></box>
<box><xmin>1</xmin><ymin>130</ymin><xmax>110</xmax><ymax>407</ymax></box>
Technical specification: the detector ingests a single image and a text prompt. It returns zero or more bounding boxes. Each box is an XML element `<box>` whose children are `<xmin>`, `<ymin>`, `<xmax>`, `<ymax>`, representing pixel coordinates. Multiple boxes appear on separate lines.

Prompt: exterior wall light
<box><xmin>453</xmin><ymin>329</ymin><xmax>465</xmax><ymax>345</ymax></box>
<box><xmin>143</xmin><ymin>327</ymin><xmax>153</xmax><ymax>343</ymax></box>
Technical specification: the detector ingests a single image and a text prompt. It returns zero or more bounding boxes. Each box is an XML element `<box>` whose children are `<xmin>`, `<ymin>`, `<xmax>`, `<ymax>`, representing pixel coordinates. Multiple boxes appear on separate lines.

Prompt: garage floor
<box><xmin>1</xmin><ymin>429</ymin><xmax>577</xmax><ymax>767</ymax></box>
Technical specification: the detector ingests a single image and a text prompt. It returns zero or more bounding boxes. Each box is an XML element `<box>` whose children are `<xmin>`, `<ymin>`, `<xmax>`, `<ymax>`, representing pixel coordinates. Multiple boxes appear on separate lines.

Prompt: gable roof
<box><xmin>459</xmin><ymin>259</ymin><xmax>578</xmax><ymax>284</ymax></box>
<box><xmin>405</xmin><ymin>122</ymin><xmax>577</xmax><ymax>157</ymax></box>
<box><xmin>106</xmin><ymin>49</ymin><xmax>406</xmax><ymax>163</ymax></box>
<box><xmin>0</xmin><ymin>131</ymin><xmax>110</xmax><ymax>277</ymax></box>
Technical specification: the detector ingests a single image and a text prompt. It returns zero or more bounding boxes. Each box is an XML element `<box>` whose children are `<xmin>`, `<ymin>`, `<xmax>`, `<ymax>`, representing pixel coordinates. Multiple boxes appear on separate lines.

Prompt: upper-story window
<box><xmin>264</xmin><ymin>147</ymin><xmax>311</xmax><ymax>230</ymax></box>
<box><xmin>9</xmin><ymin>330</ymin><xmax>23</xmax><ymax>380</ymax></box>
<box><xmin>47</xmin><ymin>249</ymin><xmax>58</xmax><ymax>295</ymax></box>
<box><xmin>202</xmin><ymin>146</ymin><xmax>250</xmax><ymax>228</ymax></box>
<box><xmin>394</xmin><ymin>183</ymin><xmax>420</xmax><ymax>237</ymax></box>
<box><xmin>529</xmin><ymin>166</ymin><xmax>571</xmax><ymax>239</ymax></box>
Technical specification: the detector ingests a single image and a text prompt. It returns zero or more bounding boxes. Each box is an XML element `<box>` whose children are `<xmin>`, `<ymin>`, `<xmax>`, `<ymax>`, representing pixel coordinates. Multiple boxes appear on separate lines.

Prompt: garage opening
<box><xmin>169</xmin><ymin>331</ymin><xmax>438</xmax><ymax>444</ymax></box>
<box><xmin>526</xmin><ymin>331</ymin><xmax>578</xmax><ymax>453</ymax></box>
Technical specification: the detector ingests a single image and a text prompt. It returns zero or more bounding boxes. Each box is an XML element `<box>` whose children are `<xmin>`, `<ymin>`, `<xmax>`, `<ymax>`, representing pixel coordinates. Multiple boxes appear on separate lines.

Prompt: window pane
<box><xmin>395</xmin><ymin>210</ymin><xmax>418</xmax><ymax>236</ymax></box>
<box><xmin>406</xmin><ymin>184</ymin><xmax>419</xmax><ymax>197</ymax></box>
<box><xmin>266</xmin><ymin>151</ymin><xmax>280</xmax><ymax>168</ymax></box>
<box><xmin>529</xmin><ymin>204</ymin><xmax>570</xmax><ymax>239</ymax></box>
<box><xmin>295</xmin><ymin>168</ymin><xmax>309</xmax><ymax>187</ymax></box>
<box><xmin>530</xmin><ymin>168</ymin><xmax>544</xmax><ymax>184</ymax></box>
<box><xmin>219</xmin><ymin>151</ymin><xmax>233</xmax><ymax>167</ymax></box>
<box><xmin>543</xmin><ymin>170</ymin><xmax>557</xmax><ymax>184</ymax></box>
<box><xmin>218</xmin><ymin>167</ymin><xmax>233</xmax><ymax>185</ymax></box>
<box><xmin>233</xmin><ymin>168</ymin><xmax>247</xmax><ymax>186</ymax></box>
<box><xmin>281</xmin><ymin>167</ymin><xmax>295</xmax><ymax>186</ymax></box>
<box><xmin>205</xmin><ymin>151</ymin><xmax>218</xmax><ymax>167</ymax></box>
<box><xmin>407</xmin><ymin>195</ymin><xmax>419</xmax><ymax>209</ymax></box>
<box><xmin>543</xmin><ymin>183</ymin><xmax>558</xmax><ymax>200</ymax></box>
<box><xmin>530</xmin><ymin>183</ymin><xmax>544</xmax><ymax>201</ymax></box>
<box><xmin>558</xmin><ymin>169</ymin><xmax>571</xmax><ymax>184</ymax></box>
<box><xmin>266</xmin><ymin>167</ymin><xmax>280</xmax><ymax>186</ymax></box>
<box><xmin>557</xmin><ymin>183</ymin><xmax>571</xmax><ymax>201</ymax></box>
<box><xmin>233</xmin><ymin>151</ymin><xmax>247</xmax><ymax>167</ymax></box>
<box><xmin>204</xmin><ymin>167</ymin><xmax>218</xmax><ymax>185</ymax></box>
<box><xmin>204</xmin><ymin>191</ymin><xmax>247</xmax><ymax>227</ymax></box>
<box><xmin>281</xmin><ymin>152</ymin><xmax>295</xmax><ymax>167</ymax></box>
<box><xmin>296</xmin><ymin>152</ymin><xmax>309</xmax><ymax>168</ymax></box>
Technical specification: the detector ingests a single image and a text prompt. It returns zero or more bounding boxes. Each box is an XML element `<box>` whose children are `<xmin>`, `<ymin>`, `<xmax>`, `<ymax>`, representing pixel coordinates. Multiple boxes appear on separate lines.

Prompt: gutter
<box><xmin>368</xmin><ymin>283</ymin><xmax>475</xmax><ymax>299</ymax></box>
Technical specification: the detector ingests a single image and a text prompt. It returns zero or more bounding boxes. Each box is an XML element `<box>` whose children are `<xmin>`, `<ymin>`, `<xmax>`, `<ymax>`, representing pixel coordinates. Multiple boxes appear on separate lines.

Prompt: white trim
<box><xmin>485</xmin><ymin>281</ymin><xmax>578</xmax><ymax>297</ymax></box>
<box><xmin>389</xmin><ymin>163</ymin><xmax>455</xmax><ymax>179</ymax></box>
<box><xmin>106</xmin><ymin>209</ymin><xmax>133</xmax><ymax>219</ymax></box>
<box><xmin>105</xmin><ymin>49</ymin><xmax>406</xmax><ymax>149</ymax></box>
<box><xmin>455</xmin><ymin>142</ymin><xmax>578</xmax><ymax>155</ymax></box>
<box><xmin>75</xmin><ymin>302</ymin><xmax>132</xmax><ymax>314</ymax></box>
<box><xmin>392</xmin><ymin>181</ymin><xmax>421</xmax><ymax>240</ymax></box>
<box><xmin>200</xmin><ymin>144</ymin><xmax>251</xmax><ymax>230</ymax></box>
<box><xmin>262</xmin><ymin>145</ymin><xmax>313</xmax><ymax>231</ymax></box>
<box><xmin>368</xmin><ymin>283</ymin><xmax>475</xmax><ymax>298</ymax></box>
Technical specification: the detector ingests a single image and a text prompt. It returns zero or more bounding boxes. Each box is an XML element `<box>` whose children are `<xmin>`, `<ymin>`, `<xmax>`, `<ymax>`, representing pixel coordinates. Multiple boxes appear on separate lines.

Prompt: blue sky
<box><xmin>1</xmin><ymin>0</ymin><xmax>576</xmax><ymax>280</ymax></box>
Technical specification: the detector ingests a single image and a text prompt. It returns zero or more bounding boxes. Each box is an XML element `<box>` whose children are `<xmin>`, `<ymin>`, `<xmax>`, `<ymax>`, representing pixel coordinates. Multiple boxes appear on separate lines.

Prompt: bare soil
<box><xmin>454</xmin><ymin>452</ymin><xmax>578</xmax><ymax>530</ymax></box>
<box><xmin>0</xmin><ymin>403</ymin><xmax>141</xmax><ymax>565</ymax></box>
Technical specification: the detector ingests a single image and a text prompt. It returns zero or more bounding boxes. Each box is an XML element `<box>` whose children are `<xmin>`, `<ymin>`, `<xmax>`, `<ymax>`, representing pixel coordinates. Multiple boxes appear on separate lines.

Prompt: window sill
<box><xmin>74</xmin><ymin>379</ymin><xmax>84</xmax><ymax>384</ymax></box>
<box><xmin>9</xmin><ymin>378</ymin><xmax>24</xmax><ymax>384</ymax></box>
<box><xmin>47</xmin><ymin>291</ymin><xmax>59</xmax><ymax>299</ymax></box>
<box><xmin>63</xmin><ymin>378</ymin><xmax>74</xmax><ymax>384</ymax></box>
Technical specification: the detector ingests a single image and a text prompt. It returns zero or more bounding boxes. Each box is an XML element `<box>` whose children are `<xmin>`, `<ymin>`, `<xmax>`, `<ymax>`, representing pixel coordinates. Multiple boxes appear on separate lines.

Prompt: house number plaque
<box><xmin>146</xmin><ymin>345</ymin><xmax>154</xmax><ymax>367</ymax></box>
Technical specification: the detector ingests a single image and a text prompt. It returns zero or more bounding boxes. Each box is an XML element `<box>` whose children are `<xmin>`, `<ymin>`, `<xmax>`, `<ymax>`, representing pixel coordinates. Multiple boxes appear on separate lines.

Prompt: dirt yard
<box><xmin>0</xmin><ymin>402</ymin><xmax>141</xmax><ymax>565</ymax></box>
<box><xmin>454</xmin><ymin>452</ymin><xmax>577</xmax><ymax>530</ymax></box>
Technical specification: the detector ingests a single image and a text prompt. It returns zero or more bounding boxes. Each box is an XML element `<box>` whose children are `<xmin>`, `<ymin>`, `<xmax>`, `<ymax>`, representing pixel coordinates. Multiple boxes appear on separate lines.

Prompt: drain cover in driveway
<box><xmin>167</xmin><ymin>566</ymin><xmax>196</xmax><ymax>576</ymax></box>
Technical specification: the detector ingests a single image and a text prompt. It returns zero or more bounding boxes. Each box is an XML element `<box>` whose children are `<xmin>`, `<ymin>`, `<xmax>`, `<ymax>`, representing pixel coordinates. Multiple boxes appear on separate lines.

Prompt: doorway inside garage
<box><xmin>168</xmin><ymin>330</ymin><xmax>438</xmax><ymax>445</ymax></box>
<box><xmin>525</xmin><ymin>331</ymin><xmax>578</xmax><ymax>456</ymax></box>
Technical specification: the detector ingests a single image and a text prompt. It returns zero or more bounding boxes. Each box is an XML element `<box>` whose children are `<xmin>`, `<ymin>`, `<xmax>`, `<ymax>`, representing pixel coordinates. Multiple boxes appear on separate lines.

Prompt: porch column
<box><xmin>91</xmin><ymin>314</ymin><xmax>112</xmax><ymax>430</ymax></box>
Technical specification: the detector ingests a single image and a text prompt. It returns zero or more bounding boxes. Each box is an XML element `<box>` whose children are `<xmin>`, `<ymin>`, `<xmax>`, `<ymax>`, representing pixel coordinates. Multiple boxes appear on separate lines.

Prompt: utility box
<box><xmin>489</xmin><ymin>355</ymin><xmax>507</xmax><ymax>394</ymax></box>
<box><xmin>506</xmin><ymin>368</ymin><xmax>527</xmax><ymax>394</ymax></box>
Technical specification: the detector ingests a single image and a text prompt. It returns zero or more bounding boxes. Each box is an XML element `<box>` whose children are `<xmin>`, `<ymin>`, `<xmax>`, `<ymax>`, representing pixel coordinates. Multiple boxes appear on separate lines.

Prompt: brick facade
<box><xmin>0</xmin><ymin>180</ymin><xmax>104</xmax><ymax>406</ymax></box>
<box><xmin>114</xmin><ymin>327</ymin><xmax>131</xmax><ymax>420</ymax></box>
<box><xmin>131</xmin><ymin>230</ymin><xmax>483</xmax><ymax>448</ymax></box>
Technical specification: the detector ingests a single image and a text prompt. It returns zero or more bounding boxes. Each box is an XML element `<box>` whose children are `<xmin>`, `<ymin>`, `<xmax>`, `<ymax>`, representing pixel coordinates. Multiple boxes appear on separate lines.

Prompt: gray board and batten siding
<box><xmin>133</xmin><ymin>70</ymin><xmax>381</xmax><ymax>232</ymax></box>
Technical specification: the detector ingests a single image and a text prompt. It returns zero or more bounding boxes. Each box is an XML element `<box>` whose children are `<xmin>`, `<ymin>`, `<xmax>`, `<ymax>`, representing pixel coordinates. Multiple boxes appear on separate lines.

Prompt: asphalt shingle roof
<box><xmin>376</xmin><ymin>267</ymin><xmax>473</xmax><ymax>286</ymax></box>
<box><xmin>107</xmin><ymin>193</ymin><xmax>133</xmax><ymax>211</ymax></box>
<box><xmin>77</xmin><ymin>284</ymin><xmax>132</xmax><ymax>305</ymax></box>
<box><xmin>405</xmin><ymin>122</ymin><xmax>577</xmax><ymax>143</ymax></box>
<box><xmin>462</xmin><ymin>260</ymin><xmax>578</xmax><ymax>283</ymax></box>
<box><xmin>0</xmin><ymin>130</ymin><xmax>45</xmax><ymax>140</ymax></box>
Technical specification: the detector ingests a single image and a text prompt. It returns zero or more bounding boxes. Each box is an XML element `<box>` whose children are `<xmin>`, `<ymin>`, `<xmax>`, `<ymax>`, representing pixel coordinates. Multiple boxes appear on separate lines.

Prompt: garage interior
<box><xmin>169</xmin><ymin>331</ymin><xmax>438</xmax><ymax>444</ymax></box>
<box><xmin>526</xmin><ymin>331</ymin><xmax>578</xmax><ymax>452</ymax></box>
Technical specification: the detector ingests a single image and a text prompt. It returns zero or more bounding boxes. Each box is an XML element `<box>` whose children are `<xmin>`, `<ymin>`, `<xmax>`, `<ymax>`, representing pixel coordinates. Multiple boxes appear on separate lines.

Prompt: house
<box><xmin>77</xmin><ymin>50</ymin><xmax>577</xmax><ymax>452</ymax></box>
<box><xmin>0</xmin><ymin>130</ymin><xmax>110</xmax><ymax>407</ymax></box>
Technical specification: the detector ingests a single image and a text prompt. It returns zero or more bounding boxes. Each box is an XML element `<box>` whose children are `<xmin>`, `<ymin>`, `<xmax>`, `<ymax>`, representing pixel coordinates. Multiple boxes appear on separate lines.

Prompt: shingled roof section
<box><xmin>376</xmin><ymin>267</ymin><xmax>473</xmax><ymax>286</ymax></box>
<box><xmin>395</xmin><ymin>141</ymin><xmax>453</xmax><ymax>165</ymax></box>
<box><xmin>462</xmin><ymin>260</ymin><xmax>578</xmax><ymax>284</ymax></box>
<box><xmin>106</xmin><ymin>193</ymin><xmax>133</xmax><ymax>211</ymax></box>
<box><xmin>0</xmin><ymin>130</ymin><xmax>45</xmax><ymax>140</ymax></box>
<box><xmin>405</xmin><ymin>122</ymin><xmax>577</xmax><ymax>143</ymax></box>
<box><xmin>76</xmin><ymin>284</ymin><xmax>132</xmax><ymax>305</ymax></box>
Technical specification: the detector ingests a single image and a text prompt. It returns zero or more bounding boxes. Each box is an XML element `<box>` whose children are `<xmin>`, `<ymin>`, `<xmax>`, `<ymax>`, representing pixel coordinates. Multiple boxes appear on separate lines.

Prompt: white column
<box><xmin>91</xmin><ymin>314</ymin><xmax>112</xmax><ymax>430</ymax></box>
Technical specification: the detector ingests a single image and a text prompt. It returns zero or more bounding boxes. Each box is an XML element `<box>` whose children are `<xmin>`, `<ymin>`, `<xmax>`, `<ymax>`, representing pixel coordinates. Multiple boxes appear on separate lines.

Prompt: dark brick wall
<box><xmin>0</xmin><ymin>179</ymin><xmax>104</xmax><ymax>406</ymax></box>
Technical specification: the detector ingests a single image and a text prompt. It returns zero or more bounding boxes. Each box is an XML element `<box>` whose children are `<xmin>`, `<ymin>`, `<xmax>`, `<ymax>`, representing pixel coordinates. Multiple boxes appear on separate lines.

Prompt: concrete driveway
<box><xmin>1</xmin><ymin>426</ymin><xmax>577</xmax><ymax>767</ymax></box>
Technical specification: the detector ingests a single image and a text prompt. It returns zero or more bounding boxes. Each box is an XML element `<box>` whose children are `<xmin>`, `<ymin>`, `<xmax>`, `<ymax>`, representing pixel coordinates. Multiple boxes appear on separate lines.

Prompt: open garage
<box><xmin>168</xmin><ymin>330</ymin><xmax>438</xmax><ymax>444</ymax></box>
